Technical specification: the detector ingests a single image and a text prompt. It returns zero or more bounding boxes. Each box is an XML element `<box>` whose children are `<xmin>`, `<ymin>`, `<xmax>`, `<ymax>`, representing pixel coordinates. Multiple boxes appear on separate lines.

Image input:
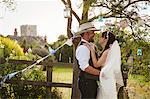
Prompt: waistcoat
<box><xmin>77</xmin><ymin>41</ymin><xmax>99</xmax><ymax>80</ymax></box>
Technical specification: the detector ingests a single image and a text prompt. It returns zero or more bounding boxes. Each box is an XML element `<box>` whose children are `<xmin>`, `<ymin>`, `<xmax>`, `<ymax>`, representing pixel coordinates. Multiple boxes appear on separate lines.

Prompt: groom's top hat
<box><xmin>76</xmin><ymin>22</ymin><xmax>99</xmax><ymax>35</ymax></box>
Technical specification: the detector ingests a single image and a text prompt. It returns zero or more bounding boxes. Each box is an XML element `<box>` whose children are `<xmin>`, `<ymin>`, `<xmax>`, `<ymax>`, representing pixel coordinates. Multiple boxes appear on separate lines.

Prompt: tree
<box><xmin>0</xmin><ymin>0</ymin><xmax>16</xmax><ymax>11</ymax></box>
<box><xmin>58</xmin><ymin>34</ymin><xmax>67</xmax><ymax>41</ymax></box>
<box><xmin>49</xmin><ymin>34</ymin><xmax>73</xmax><ymax>63</ymax></box>
<box><xmin>60</xmin><ymin>0</ymin><xmax>150</xmax><ymax>98</ymax></box>
<box><xmin>61</xmin><ymin>0</ymin><xmax>150</xmax><ymax>41</ymax></box>
<box><xmin>0</xmin><ymin>36</ymin><xmax>24</xmax><ymax>58</ymax></box>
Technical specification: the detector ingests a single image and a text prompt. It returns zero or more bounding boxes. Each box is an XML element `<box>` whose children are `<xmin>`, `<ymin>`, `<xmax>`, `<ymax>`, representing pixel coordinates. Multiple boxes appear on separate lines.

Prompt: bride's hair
<box><xmin>102</xmin><ymin>31</ymin><xmax>116</xmax><ymax>51</ymax></box>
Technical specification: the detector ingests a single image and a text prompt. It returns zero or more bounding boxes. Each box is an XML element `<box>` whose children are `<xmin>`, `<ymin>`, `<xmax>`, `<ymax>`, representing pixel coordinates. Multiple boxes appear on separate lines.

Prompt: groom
<box><xmin>75</xmin><ymin>22</ymin><xmax>100</xmax><ymax>99</ymax></box>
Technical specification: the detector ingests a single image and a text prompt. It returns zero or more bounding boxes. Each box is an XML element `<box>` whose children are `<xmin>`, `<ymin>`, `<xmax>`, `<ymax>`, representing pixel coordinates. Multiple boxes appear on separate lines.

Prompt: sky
<box><xmin>0</xmin><ymin>0</ymin><xmax>80</xmax><ymax>43</ymax></box>
<box><xmin>0</xmin><ymin>0</ymin><xmax>149</xmax><ymax>43</ymax></box>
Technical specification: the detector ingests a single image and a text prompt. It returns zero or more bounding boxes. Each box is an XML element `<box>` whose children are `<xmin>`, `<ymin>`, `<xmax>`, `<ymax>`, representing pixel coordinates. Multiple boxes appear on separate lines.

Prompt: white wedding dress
<box><xmin>97</xmin><ymin>41</ymin><xmax>124</xmax><ymax>99</ymax></box>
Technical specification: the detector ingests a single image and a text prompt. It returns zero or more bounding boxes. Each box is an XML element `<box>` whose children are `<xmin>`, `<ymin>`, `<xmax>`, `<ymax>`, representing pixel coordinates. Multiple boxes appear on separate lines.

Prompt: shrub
<box><xmin>0</xmin><ymin>69</ymin><xmax>62</xmax><ymax>99</ymax></box>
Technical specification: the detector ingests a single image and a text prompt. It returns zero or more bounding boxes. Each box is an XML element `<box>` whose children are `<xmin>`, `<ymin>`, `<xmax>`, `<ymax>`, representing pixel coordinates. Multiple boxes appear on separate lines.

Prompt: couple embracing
<box><xmin>75</xmin><ymin>22</ymin><xmax>124</xmax><ymax>99</ymax></box>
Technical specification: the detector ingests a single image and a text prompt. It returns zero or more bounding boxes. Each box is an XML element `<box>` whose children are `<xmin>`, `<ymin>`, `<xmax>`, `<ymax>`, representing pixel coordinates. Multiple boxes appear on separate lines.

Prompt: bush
<box><xmin>0</xmin><ymin>37</ymin><xmax>24</xmax><ymax>58</ymax></box>
<box><xmin>0</xmin><ymin>69</ymin><xmax>62</xmax><ymax>99</ymax></box>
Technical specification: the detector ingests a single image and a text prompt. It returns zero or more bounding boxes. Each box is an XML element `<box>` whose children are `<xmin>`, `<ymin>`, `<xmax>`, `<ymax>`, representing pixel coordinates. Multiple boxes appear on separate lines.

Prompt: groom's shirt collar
<box><xmin>81</xmin><ymin>39</ymin><xmax>90</xmax><ymax>44</ymax></box>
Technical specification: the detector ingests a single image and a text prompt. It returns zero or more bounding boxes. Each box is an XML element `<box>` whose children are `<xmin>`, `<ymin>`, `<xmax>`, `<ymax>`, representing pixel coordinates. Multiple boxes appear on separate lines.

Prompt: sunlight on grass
<box><xmin>52</xmin><ymin>66</ymin><xmax>73</xmax><ymax>99</ymax></box>
<box><xmin>127</xmin><ymin>75</ymin><xmax>150</xmax><ymax>99</ymax></box>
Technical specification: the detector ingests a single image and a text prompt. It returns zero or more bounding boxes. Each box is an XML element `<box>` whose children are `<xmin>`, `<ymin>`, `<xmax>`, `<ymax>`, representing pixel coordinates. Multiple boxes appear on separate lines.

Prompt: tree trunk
<box><xmin>71</xmin><ymin>37</ymin><xmax>81</xmax><ymax>99</ymax></box>
<box><xmin>67</xmin><ymin>0</ymin><xmax>73</xmax><ymax>38</ymax></box>
<box><xmin>61</xmin><ymin>0</ymin><xmax>89</xmax><ymax>98</ymax></box>
<box><xmin>65</xmin><ymin>0</ymin><xmax>80</xmax><ymax>98</ymax></box>
<box><xmin>71</xmin><ymin>0</ymin><xmax>89</xmax><ymax>98</ymax></box>
<box><xmin>81</xmin><ymin>0</ymin><xmax>89</xmax><ymax>24</ymax></box>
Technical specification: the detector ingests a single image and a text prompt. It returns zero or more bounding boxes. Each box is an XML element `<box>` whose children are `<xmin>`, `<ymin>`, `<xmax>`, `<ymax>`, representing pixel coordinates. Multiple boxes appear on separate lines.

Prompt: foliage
<box><xmin>19</xmin><ymin>36</ymin><xmax>47</xmax><ymax>50</ymax></box>
<box><xmin>49</xmin><ymin>35</ymin><xmax>73</xmax><ymax>63</ymax></box>
<box><xmin>9</xmin><ymin>53</ymin><xmax>38</xmax><ymax>61</ymax></box>
<box><xmin>17</xmin><ymin>36</ymin><xmax>50</xmax><ymax>58</ymax></box>
<box><xmin>32</xmin><ymin>47</ymin><xmax>49</xmax><ymax>57</ymax></box>
<box><xmin>58</xmin><ymin>34</ymin><xmax>67</xmax><ymax>41</ymax></box>
<box><xmin>93</xmin><ymin>24</ymin><xmax>150</xmax><ymax>83</ymax></box>
<box><xmin>0</xmin><ymin>0</ymin><xmax>16</xmax><ymax>11</ymax></box>
<box><xmin>0</xmin><ymin>36</ymin><xmax>46</xmax><ymax>61</ymax></box>
<box><xmin>0</xmin><ymin>49</ymin><xmax>61</xmax><ymax>98</ymax></box>
<box><xmin>0</xmin><ymin>36</ymin><xmax>24</xmax><ymax>58</ymax></box>
<box><xmin>0</xmin><ymin>54</ymin><xmax>62</xmax><ymax>98</ymax></box>
<box><xmin>0</xmin><ymin>63</ymin><xmax>27</xmax><ymax>76</ymax></box>
<box><xmin>62</xmin><ymin>0</ymin><xmax>150</xmax><ymax>26</ymax></box>
<box><xmin>0</xmin><ymin>69</ymin><xmax>62</xmax><ymax>99</ymax></box>
<box><xmin>23</xmin><ymin>69</ymin><xmax>46</xmax><ymax>81</ymax></box>
<box><xmin>111</xmin><ymin>26</ymin><xmax>150</xmax><ymax>82</ymax></box>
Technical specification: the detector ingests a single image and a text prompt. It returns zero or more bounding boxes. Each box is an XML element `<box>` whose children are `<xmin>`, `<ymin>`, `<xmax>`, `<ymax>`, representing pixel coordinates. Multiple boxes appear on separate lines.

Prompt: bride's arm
<box><xmin>91</xmin><ymin>49</ymin><xmax>109</xmax><ymax>68</ymax></box>
<box><xmin>84</xmin><ymin>43</ymin><xmax>109</xmax><ymax>68</ymax></box>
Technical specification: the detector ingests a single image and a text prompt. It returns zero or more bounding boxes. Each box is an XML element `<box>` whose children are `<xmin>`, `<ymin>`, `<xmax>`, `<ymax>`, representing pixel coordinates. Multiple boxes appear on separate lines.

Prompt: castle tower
<box><xmin>20</xmin><ymin>25</ymin><xmax>37</xmax><ymax>36</ymax></box>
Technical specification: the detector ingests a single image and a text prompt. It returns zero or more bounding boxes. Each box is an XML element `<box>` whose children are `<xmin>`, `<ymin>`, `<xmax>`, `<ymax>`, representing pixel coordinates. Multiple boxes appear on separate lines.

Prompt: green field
<box><xmin>52</xmin><ymin>66</ymin><xmax>150</xmax><ymax>99</ymax></box>
<box><xmin>52</xmin><ymin>66</ymin><xmax>73</xmax><ymax>99</ymax></box>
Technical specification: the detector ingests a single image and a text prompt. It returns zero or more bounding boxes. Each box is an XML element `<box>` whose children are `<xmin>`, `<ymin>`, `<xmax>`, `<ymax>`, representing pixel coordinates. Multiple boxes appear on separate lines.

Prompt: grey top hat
<box><xmin>76</xmin><ymin>22</ymin><xmax>99</xmax><ymax>35</ymax></box>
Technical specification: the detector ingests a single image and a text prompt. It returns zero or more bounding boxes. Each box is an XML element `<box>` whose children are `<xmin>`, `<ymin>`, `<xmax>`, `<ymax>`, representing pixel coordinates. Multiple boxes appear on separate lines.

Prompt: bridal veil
<box><xmin>97</xmin><ymin>40</ymin><xmax>124</xmax><ymax>99</ymax></box>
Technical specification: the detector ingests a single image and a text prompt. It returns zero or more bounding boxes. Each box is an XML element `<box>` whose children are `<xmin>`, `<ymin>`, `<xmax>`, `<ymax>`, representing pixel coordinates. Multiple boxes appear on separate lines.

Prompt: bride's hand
<box><xmin>90</xmin><ymin>43</ymin><xmax>97</xmax><ymax>51</ymax></box>
<box><xmin>83</xmin><ymin>43</ymin><xmax>95</xmax><ymax>52</ymax></box>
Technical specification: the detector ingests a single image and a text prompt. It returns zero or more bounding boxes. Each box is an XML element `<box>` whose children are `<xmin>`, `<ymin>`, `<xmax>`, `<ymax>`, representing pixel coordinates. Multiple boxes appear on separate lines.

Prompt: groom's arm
<box><xmin>85</xmin><ymin>66</ymin><xmax>100</xmax><ymax>76</ymax></box>
<box><xmin>76</xmin><ymin>45</ymin><xmax>100</xmax><ymax>76</ymax></box>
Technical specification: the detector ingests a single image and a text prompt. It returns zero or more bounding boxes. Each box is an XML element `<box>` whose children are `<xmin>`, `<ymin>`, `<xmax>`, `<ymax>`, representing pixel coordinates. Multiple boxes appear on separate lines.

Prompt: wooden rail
<box><xmin>8</xmin><ymin>59</ymin><xmax>38</xmax><ymax>65</ymax></box>
<box><xmin>5</xmin><ymin>59</ymin><xmax>73</xmax><ymax>66</ymax></box>
<box><xmin>5</xmin><ymin>79</ymin><xmax>72</xmax><ymax>88</ymax></box>
<box><xmin>0</xmin><ymin>59</ymin><xmax>73</xmax><ymax>98</ymax></box>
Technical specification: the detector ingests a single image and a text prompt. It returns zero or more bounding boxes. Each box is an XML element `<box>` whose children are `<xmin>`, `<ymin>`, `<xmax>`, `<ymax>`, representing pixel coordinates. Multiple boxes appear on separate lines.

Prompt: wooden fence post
<box><xmin>46</xmin><ymin>59</ymin><xmax>53</xmax><ymax>98</ymax></box>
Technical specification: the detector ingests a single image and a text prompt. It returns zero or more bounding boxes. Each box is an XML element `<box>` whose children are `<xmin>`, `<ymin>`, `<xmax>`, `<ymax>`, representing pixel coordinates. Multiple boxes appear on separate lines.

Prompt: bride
<box><xmin>84</xmin><ymin>31</ymin><xmax>124</xmax><ymax>99</ymax></box>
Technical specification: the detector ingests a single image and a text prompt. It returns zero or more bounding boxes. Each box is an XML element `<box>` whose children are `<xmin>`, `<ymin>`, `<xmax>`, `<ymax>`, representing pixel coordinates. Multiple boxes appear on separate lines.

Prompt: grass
<box><xmin>127</xmin><ymin>75</ymin><xmax>150</xmax><ymax>99</ymax></box>
<box><xmin>52</xmin><ymin>66</ymin><xmax>73</xmax><ymax>99</ymax></box>
<box><xmin>51</xmin><ymin>67</ymin><xmax>150</xmax><ymax>99</ymax></box>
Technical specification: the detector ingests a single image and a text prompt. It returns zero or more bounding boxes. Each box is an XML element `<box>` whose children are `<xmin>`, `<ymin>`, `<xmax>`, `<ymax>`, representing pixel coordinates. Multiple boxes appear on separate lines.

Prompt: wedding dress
<box><xmin>97</xmin><ymin>40</ymin><xmax>124</xmax><ymax>99</ymax></box>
